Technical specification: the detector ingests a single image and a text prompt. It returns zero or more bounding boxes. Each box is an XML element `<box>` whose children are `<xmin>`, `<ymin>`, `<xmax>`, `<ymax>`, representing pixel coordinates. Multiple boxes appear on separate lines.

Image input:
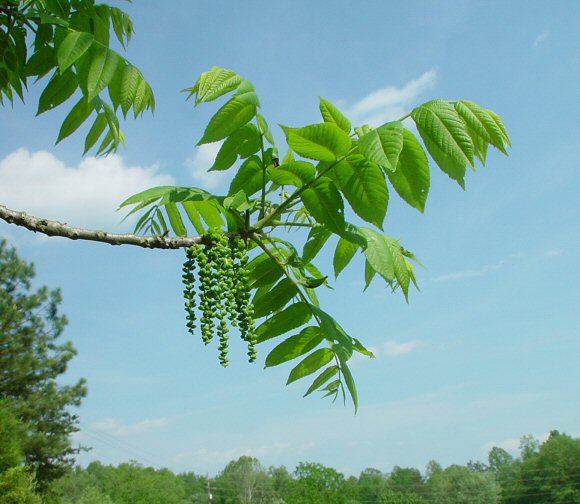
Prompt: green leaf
<box><xmin>25</xmin><ymin>47</ymin><xmax>57</xmax><ymax>79</ymax></box>
<box><xmin>119</xmin><ymin>186</ymin><xmax>174</xmax><ymax>208</ymax></box>
<box><xmin>319</xmin><ymin>97</ymin><xmax>351</xmax><ymax>133</ymax></box>
<box><xmin>57</xmin><ymin>31</ymin><xmax>94</xmax><ymax>72</ymax></box>
<box><xmin>165</xmin><ymin>202</ymin><xmax>186</xmax><ymax>237</ymax></box>
<box><xmin>255</xmin><ymin>302</ymin><xmax>313</xmax><ymax>343</ymax></box>
<box><xmin>332</xmin><ymin>154</ymin><xmax>389</xmax><ymax>229</ymax></box>
<box><xmin>246</xmin><ymin>253</ymin><xmax>283</xmax><ymax>289</ymax></box>
<box><xmin>83</xmin><ymin>112</ymin><xmax>108</xmax><ymax>153</ymax></box>
<box><xmin>196</xmin><ymin>201</ymin><xmax>225</xmax><ymax>228</ymax></box>
<box><xmin>303</xmin><ymin>227</ymin><xmax>332</xmax><ymax>263</ymax></box>
<box><xmin>353</xmin><ymin>338</ymin><xmax>375</xmax><ymax>358</ymax></box>
<box><xmin>110</xmin><ymin>7</ymin><xmax>133</xmax><ymax>48</ymax></box>
<box><xmin>265</xmin><ymin>326</ymin><xmax>324</xmax><ymax>368</ymax></box>
<box><xmin>37</xmin><ymin>69</ymin><xmax>78</xmax><ymax>115</ymax></box>
<box><xmin>257</xmin><ymin>113</ymin><xmax>276</xmax><ymax>146</ymax></box>
<box><xmin>333</xmin><ymin>238</ymin><xmax>359</xmax><ymax>277</ymax></box>
<box><xmin>180</xmin><ymin>203</ymin><xmax>202</xmax><ymax>234</ymax></box>
<box><xmin>86</xmin><ymin>45</ymin><xmax>121</xmax><ymax>101</ymax></box>
<box><xmin>198</xmin><ymin>97</ymin><xmax>256</xmax><ymax>145</ymax></box>
<box><xmin>40</xmin><ymin>13</ymin><xmax>69</xmax><ymax>27</ymax></box>
<box><xmin>287</xmin><ymin>348</ymin><xmax>335</xmax><ymax>385</ymax></box>
<box><xmin>358</xmin><ymin>122</ymin><xmax>403</xmax><ymax>171</ymax></box>
<box><xmin>488</xmin><ymin>110</ymin><xmax>511</xmax><ymax>146</ymax></box>
<box><xmin>45</xmin><ymin>0</ymin><xmax>70</xmax><ymax>19</ymax></box>
<box><xmin>360</xmin><ymin>228</ymin><xmax>411</xmax><ymax>299</ymax></box>
<box><xmin>223</xmin><ymin>190</ymin><xmax>251</xmax><ymax>212</ymax></box>
<box><xmin>191</xmin><ymin>67</ymin><xmax>243</xmax><ymax>104</ymax></box>
<box><xmin>308</xmin><ymin>305</ymin><xmax>353</xmax><ymax>350</ymax></box>
<box><xmin>252</xmin><ymin>278</ymin><xmax>299</xmax><ymax>319</ymax></box>
<box><xmin>210</xmin><ymin>124</ymin><xmax>261</xmax><ymax>171</ymax></box>
<box><xmin>334</xmin><ymin>346</ymin><xmax>358</xmax><ymax>411</ymax></box>
<box><xmin>267</xmin><ymin>161</ymin><xmax>315</xmax><ymax>188</ymax></box>
<box><xmin>301</xmin><ymin>178</ymin><xmax>345</xmax><ymax>234</ymax></box>
<box><xmin>56</xmin><ymin>97</ymin><xmax>91</xmax><ymax>143</ymax></box>
<box><xmin>455</xmin><ymin>100</ymin><xmax>509</xmax><ymax>154</ymax></box>
<box><xmin>364</xmin><ymin>259</ymin><xmax>376</xmax><ymax>290</ymax></box>
<box><xmin>118</xmin><ymin>64</ymin><xmax>141</xmax><ymax>117</ymax></box>
<box><xmin>228</xmin><ymin>155</ymin><xmax>263</xmax><ymax>197</ymax></box>
<box><xmin>281</xmin><ymin>123</ymin><xmax>351</xmax><ymax>162</ymax></box>
<box><xmin>412</xmin><ymin>100</ymin><xmax>474</xmax><ymax>187</ymax></box>
<box><xmin>303</xmin><ymin>365</ymin><xmax>340</xmax><ymax>397</ymax></box>
<box><xmin>387</xmin><ymin>128</ymin><xmax>430</xmax><ymax>212</ymax></box>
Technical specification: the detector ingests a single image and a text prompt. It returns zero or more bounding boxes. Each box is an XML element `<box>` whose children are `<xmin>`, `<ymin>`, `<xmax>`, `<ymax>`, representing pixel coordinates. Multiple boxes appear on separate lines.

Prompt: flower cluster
<box><xmin>182</xmin><ymin>232</ymin><xmax>256</xmax><ymax>366</ymax></box>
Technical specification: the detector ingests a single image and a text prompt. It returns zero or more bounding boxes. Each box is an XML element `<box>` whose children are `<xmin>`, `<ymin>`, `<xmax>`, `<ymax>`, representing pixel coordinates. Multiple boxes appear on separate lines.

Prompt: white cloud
<box><xmin>184</xmin><ymin>142</ymin><xmax>230</xmax><ymax>191</ymax></box>
<box><xmin>383</xmin><ymin>340</ymin><xmax>422</xmax><ymax>356</ymax></box>
<box><xmin>533</xmin><ymin>29</ymin><xmax>550</xmax><ymax>48</ymax></box>
<box><xmin>90</xmin><ymin>417</ymin><xmax>170</xmax><ymax>436</ymax></box>
<box><xmin>546</xmin><ymin>249</ymin><xmax>562</xmax><ymax>258</ymax></box>
<box><xmin>434</xmin><ymin>260</ymin><xmax>504</xmax><ymax>282</ymax></box>
<box><xmin>344</xmin><ymin>70</ymin><xmax>437</xmax><ymax>127</ymax></box>
<box><xmin>0</xmin><ymin>148</ymin><xmax>174</xmax><ymax>229</ymax></box>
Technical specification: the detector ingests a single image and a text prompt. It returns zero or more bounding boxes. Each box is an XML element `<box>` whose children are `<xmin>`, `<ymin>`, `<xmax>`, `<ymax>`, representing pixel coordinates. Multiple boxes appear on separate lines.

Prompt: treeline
<box><xmin>50</xmin><ymin>430</ymin><xmax>580</xmax><ymax>504</ymax></box>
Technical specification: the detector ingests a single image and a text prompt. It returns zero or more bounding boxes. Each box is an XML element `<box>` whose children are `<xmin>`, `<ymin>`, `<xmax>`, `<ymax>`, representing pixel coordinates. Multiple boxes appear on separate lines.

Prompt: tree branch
<box><xmin>0</xmin><ymin>205</ymin><xmax>203</xmax><ymax>249</ymax></box>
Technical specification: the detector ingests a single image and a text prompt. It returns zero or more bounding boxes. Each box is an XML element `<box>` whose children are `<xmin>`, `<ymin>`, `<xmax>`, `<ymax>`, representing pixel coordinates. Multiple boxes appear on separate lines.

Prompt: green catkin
<box><xmin>182</xmin><ymin>247</ymin><xmax>198</xmax><ymax>335</ymax></box>
<box><xmin>181</xmin><ymin>233</ymin><xmax>257</xmax><ymax>365</ymax></box>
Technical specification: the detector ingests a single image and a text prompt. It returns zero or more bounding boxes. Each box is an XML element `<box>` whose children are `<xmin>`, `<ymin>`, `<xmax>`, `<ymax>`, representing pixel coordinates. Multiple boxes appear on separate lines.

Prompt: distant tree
<box><xmin>213</xmin><ymin>456</ymin><xmax>273</xmax><ymax>504</ymax></box>
<box><xmin>519</xmin><ymin>435</ymin><xmax>540</xmax><ymax>461</ymax></box>
<box><xmin>428</xmin><ymin>464</ymin><xmax>500</xmax><ymax>504</ymax></box>
<box><xmin>502</xmin><ymin>431</ymin><xmax>580</xmax><ymax>504</ymax></box>
<box><xmin>387</xmin><ymin>466</ymin><xmax>425</xmax><ymax>496</ymax></box>
<box><xmin>0</xmin><ymin>240</ymin><xmax>86</xmax><ymax>491</ymax></box>
<box><xmin>54</xmin><ymin>466</ymin><xmax>112</xmax><ymax>504</ymax></box>
<box><xmin>0</xmin><ymin>400</ymin><xmax>24</xmax><ymax>473</ymax></box>
<box><xmin>424</xmin><ymin>460</ymin><xmax>442</xmax><ymax>481</ymax></box>
<box><xmin>85</xmin><ymin>461</ymin><xmax>187</xmax><ymax>504</ymax></box>
<box><xmin>0</xmin><ymin>467</ymin><xmax>42</xmax><ymax>504</ymax></box>
<box><xmin>0</xmin><ymin>400</ymin><xmax>42</xmax><ymax>504</ymax></box>
<box><xmin>488</xmin><ymin>447</ymin><xmax>513</xmax><ymax>475</ymax></box>
<box><xmin>288</xmin><ymin>462</ymin><xmax>353</xmax><ymax>503</ymax></box>
<box><xmin>179</xmin><ymin>471</ymin><xmax>208</xmax><ymax>503</ymax></box>
<box><xmin>358</xmin><ymin>468</ymin><xmax>387</xmax><ymax>503</ymax></box>
<box><xmin>268</xmin><ymin>465</ymin><xmax>292</xmax><ymax>501</ymax></box>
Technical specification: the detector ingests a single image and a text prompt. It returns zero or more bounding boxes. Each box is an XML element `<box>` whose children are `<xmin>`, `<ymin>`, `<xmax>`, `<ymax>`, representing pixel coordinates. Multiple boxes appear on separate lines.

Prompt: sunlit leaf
<box><xmin>255</xmin><ymin>302</ymin><xmax>313</xmax><ymax>343</ymax></box>
<box><xmin>265</xmin><ymin>326</ymin><xmax>323</xmax><ymax>368</ymax></box>
<box><xmin>199</xmin><ymin>97</ymin><xmax>257</xmax><ymax>144</ymax></box>
<box><xmin>286</xmin><ymin>348</ymin><xmax>335</xmax><ymax>385</ymax></box>
<box><xmin>358</xmin><ymin>121</ymin><xmax>403</xmax><ymax>171</ymax></box>
<box><xmin>387</xmin><ymin>128</ymin><xmax>430</xmax><ymax>212</ymax></box>
<box><xmin>281</xmin><ymin>123</ymin><xmax>351</xmax><ymax>162</ymax></box>
<box><xmin>319</xmin><ymin>97</ymin><xmax>351</xmax><ymax>133</ymax></box>
<box><xmin>57</xmin><ymin>31</ymin><xmax>94</xmax><ymax>72</ymax></box>
<box><xmin>332</xmin><ymin>154</ymin><xmax>389</xmax><ymax>229</ymax></box>
<box><xmin>301</xmin><ymin>178</ymin><xmax>345</xmax><ymax>234</ymax></box>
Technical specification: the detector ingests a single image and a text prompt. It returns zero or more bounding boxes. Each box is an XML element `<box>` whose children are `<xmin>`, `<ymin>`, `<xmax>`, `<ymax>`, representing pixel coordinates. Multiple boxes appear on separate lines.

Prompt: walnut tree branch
<box><xmin>0</xmin><ymin>205</ymin><xmax>203</xmax><ymax>249</ymax></box>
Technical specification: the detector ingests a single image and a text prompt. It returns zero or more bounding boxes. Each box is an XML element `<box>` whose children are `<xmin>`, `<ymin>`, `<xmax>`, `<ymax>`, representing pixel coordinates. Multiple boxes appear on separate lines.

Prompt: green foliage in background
<box><xmin>49</xmin><ymin>431</ymin><xmax>580</xmax><ymax>504</ymax></box>
<box><xmin>0</xmin><ymin>240</ymin><xmax>86</xmax><ymax>492</ymax></box>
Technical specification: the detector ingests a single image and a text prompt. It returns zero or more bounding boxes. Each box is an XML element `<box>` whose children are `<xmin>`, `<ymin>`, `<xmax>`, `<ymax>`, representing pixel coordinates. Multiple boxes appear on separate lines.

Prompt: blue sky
<box><xmin>1</xmin><ymin>0</ymin><xmax>579</xmax><ymax>477</ymax></box>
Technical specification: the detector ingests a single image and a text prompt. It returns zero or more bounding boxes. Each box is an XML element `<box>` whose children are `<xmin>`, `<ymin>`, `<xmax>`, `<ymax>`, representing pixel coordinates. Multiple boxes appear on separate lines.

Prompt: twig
<box><xmin>0</xmin><ymin>205</ymin><xmax>204</xmax><ymax>249</ymax></box>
